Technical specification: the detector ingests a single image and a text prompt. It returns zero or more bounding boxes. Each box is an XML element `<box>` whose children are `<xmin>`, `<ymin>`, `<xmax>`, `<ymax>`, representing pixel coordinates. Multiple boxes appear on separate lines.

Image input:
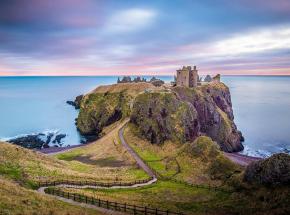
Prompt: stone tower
<box><xmin>176</xmin><ymin>65</ymin><xmax>198</xmax><ymax>87</ymax></box>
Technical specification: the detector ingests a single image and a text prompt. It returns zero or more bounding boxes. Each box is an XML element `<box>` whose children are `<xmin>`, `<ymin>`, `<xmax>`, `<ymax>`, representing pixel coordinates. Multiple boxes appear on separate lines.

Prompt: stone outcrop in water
<box><xmin>66</xmin><ymin>95</ymin><xmax>83</xmax><ymax>109</ymax></box>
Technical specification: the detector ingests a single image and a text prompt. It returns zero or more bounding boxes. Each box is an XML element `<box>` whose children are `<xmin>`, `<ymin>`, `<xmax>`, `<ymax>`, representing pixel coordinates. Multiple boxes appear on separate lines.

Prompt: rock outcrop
<box><xmin>66</xmin><ymin>95</ymin><xmax>83</xmax><ymax>109</ymax></box>
<box><xmin>131</xmin><ymin>82</ymin><xmax>244</xmax><ymax>152</ymax></box>
<box><xmin>244</xmin><ymin>153</ymin><xmax>290</xmax><ymax>186</ymax></box>
<box><xmin>7</xmin><ymin>132</ymin><xmax>66</xmax><ymax>149</ymax></box>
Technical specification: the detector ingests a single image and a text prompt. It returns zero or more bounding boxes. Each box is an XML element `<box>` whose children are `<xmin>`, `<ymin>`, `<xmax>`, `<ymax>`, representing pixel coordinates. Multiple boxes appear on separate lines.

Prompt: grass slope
<box><xmin>0</xmin><ymin>177</ymin><xmax>99</xmax><ymax>215</ymax></box>
<box><xmin>0</xmin><ymin>121</ymin><xmax>147</xmax><ymax>189</ymax></box>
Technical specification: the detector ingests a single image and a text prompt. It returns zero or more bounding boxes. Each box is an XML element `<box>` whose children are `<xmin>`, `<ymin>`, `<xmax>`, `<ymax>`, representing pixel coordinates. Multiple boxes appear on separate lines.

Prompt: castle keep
<box><xmin>176</xmin><ymin>66</ymin><xmax>198</xmax><ymax>87</ymax></box>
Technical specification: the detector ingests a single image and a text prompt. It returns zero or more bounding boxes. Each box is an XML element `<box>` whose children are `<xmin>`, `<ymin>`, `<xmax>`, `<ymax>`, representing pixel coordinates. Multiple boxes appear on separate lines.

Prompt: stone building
<box><xmin>176</xmin><ymin>66</ymin><xmax>198</xmax><ymax>88</ymax></box>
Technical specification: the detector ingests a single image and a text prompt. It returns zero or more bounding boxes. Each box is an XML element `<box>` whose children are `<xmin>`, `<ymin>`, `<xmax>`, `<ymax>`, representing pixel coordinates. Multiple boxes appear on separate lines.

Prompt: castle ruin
<box><xmin>176</xmin><ymin>66</ymin><xmax>198</xmax><ymax>88</ymax></box>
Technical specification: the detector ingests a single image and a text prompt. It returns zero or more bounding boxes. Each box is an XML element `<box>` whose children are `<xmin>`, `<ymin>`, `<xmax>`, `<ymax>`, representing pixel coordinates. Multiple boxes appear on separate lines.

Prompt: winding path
<box><xmin>37</xmin><ymin>121</ymin><xmax>260</xmax><ymax>214</ymax></box>
<box><xmin>37</xmin><ymin>122</ymin><xmax>157</xmax><ymax>214</ymax></box>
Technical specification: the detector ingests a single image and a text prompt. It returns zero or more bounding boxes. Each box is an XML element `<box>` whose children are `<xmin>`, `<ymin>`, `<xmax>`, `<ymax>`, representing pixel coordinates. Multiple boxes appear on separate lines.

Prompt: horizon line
<box><xmin>1</xmin><ymin>74</ymin><xmax>290</xmax><ymax>77</ymax></box>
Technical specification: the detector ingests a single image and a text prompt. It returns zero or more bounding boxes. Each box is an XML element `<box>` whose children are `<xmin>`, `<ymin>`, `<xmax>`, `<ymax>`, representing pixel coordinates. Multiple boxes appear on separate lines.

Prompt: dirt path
<box><xmin>118</xmin><ymin>125</ymin><xmax>157</xmax><ymax>179</ymax></box>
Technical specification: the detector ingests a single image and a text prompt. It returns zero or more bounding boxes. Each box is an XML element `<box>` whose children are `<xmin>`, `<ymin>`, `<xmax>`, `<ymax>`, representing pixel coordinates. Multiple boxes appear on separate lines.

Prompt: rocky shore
<box><xmin>6</xmin><ymin>132</ymin><xmax>67</xmax><ymax>149</ymax></box>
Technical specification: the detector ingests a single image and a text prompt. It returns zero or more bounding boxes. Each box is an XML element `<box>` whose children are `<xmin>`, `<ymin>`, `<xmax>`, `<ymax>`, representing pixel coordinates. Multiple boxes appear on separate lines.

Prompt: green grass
<box><xmin>55</xmin><ymin>150</ymin><xmax>82</xmax><ymax>161</ymax></box>
<box><xmin>0</xmin><ymin>162</ymin><xmax>22</xmax><ymax>180</ymax></box>
<box><xmin>59</xmin><ymin>180</ymin><xmax>234</xmax><ymax>215</ymax></box>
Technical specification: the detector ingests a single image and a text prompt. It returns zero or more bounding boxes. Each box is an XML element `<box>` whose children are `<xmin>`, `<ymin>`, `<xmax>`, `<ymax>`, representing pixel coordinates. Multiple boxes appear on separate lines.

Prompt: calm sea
<box><xmin>0</xmin><ymin>76</ymin><xmax>289</xmax><ymax>157</ymax></box>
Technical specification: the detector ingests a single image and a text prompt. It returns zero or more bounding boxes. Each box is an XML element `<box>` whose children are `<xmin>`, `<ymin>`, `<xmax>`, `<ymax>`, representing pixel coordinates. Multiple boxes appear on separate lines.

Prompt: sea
<box><xmin>0</xmin><ymin>76</ymin><xmax>289</xmax><ymax>157</ymax></box>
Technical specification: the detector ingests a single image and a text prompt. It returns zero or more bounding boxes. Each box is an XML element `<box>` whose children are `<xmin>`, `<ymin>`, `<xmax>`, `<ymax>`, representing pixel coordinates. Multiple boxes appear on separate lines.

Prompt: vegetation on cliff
<box><xmin>77</xmin><ymin>91</ymin><xmax>131</xmax><ymax>135</ymax></box>
<box><xmin>77</xmin><ymin>82</ymin><xmax>159</xmax><ymax>137</ymax></box>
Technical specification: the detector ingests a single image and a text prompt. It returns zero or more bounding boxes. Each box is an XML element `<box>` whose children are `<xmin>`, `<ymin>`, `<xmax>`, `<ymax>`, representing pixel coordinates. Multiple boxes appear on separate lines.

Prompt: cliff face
<box><xmin>76</xmin><ymin>82</ymin><xmax>244</xmax><ymax>152</ymax></box>
<box><xmin>131</xmin><ymin>82</ymin><xmax>244</xmax><ymax>152</ymax></box>
<box><xmin>77</xmin><ymin>91</ymin><xmax>131</xmax><ymax>136</ymax></box>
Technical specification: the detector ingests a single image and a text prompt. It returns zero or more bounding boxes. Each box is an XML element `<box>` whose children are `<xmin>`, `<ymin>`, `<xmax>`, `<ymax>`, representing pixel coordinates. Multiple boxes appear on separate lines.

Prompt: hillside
<box><xmin>0</xmin><ymin>121</ymin><xmax>147</xmax><ymax>185</ymax></box>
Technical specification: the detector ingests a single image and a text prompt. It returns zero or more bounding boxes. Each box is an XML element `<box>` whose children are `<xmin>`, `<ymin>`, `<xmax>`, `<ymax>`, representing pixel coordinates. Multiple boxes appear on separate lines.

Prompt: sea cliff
<box><xmin>76</xmin><ymin>81</ymin><xmax>244</xmax><ymax>152</ymax></box>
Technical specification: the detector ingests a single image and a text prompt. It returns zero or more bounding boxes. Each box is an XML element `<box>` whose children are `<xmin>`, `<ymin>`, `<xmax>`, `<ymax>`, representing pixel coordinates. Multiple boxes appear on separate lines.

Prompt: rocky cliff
<box><xmin>76</xmin><ymin>82</ymin><xmax>244</xmax><ymax>152</ymax></box>
<box><xmin>131</xmin><ymin>82</ymin><xmax>244</xmax><ymax>152</ymax></box>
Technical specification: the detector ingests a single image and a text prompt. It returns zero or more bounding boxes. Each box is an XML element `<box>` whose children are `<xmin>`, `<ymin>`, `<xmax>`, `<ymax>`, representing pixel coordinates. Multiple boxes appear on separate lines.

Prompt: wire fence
<box><xmin>45</xmin><ymin>187</ymin><xmax>184</xmax><ymax>215</ymax></box>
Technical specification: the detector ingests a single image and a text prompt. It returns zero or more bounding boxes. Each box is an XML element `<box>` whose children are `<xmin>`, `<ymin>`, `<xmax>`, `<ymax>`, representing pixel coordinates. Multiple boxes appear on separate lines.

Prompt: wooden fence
<box><xmin>45</xmin><ymin>187</ymin><xmax>184</xmax><ymax>215</ymax></box>
<box><xmin>38</xmin><ymin>177</ymin><xmax>154</xmax><ymax>188</ymax></box>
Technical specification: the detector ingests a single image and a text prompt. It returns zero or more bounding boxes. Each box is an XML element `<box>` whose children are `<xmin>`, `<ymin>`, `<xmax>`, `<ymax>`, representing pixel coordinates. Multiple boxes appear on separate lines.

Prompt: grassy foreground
<box><xmin>0</xmin><ymin>176</ymin><xmax>99</xmax><ymax>215</ymax></box>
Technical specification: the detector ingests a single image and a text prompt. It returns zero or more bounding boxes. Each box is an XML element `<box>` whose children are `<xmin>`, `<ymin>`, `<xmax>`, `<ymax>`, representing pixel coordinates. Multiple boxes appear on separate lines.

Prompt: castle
<box><xmin>175</xmin><ymin>65</ymin><xmax>220</xmax><ymax>88</ymax></box>
<box><xmin>176</xmin><ymin>65</ymin><xmax>198</xmax><ymax>87</ymax></box>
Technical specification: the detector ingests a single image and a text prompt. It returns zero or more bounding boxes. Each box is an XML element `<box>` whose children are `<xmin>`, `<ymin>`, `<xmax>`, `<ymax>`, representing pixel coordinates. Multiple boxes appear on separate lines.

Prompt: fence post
<box><xmin>115</xmin><ymin>202</ymin><xmax>117</xmax><ymax>210</ymax></box>
<box><xmin>107</xmin><ymin>200</ymin><xmax>109</xmax><ymax>209</ymax></box>
<box><xmin>166</xmin><ymin>210</ymin><xmax>169</xmax><ymax>215</ymax></box>
<box><xmin>155</xmin><ymin>208</ymin><xmax>158</xmax><ymax>215</ymax></box>
<box><xmin>85</xmin><ymin>196</ymin><xmax>87</xmax><ymax>204</ymax></box>
<box><xmin>98</xmin><ymin>199</ymin><xmax>101</xmax><ymax>207</ymax></box>
<box><xmin>145</xmin><ymin>206</ymin><xmax>147</xmax><ymax>215</ymax></box>
<box><xmin>124</xmin><ymin>203</ymin><xmax>126</xmax><ymax>212</ymax></box>
<box><xmin>133</xmin><ymin>205</ymin><xmax>136</xmax><ymax>215</ymax></box>
<box><xmin>73</xmin><ymin>193</ymin><xmax>75</xmax><ymax>201</ymax></box>
<box><xmin>68</xmin><ymin>192</ymin><xmax>69</xmax><ymax>199</ymax></box>
<box><xmin>92</xmin><ymin>197</ymin><xmax>94</xmax><ymax>205</ymax></box>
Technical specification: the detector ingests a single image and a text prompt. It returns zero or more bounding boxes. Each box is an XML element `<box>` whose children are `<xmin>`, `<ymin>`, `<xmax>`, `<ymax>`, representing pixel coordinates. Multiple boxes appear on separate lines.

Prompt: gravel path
<box><xmin>118</xmin><ymin>125</ymin><xmax>157</xmax><ymax>179</ymax></box>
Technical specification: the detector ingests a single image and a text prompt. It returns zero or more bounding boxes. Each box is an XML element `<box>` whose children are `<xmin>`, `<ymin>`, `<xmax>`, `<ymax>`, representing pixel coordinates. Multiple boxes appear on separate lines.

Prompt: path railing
<box><xmin>45</xmin><ymin>187</ymin><xmax>184</xmax><ymax>215</ymax></box>
<box><xmin>38</xmin><ymin>177</ymin><xmax>154</xmax><ymax>188</ymax></box>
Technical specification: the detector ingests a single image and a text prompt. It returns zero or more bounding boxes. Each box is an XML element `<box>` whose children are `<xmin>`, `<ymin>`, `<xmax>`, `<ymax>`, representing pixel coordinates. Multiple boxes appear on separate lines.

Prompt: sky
<box><xmin>0</xmin><ymin>0</ymin><xmax>290</xmax><ymax>76</ymax></box>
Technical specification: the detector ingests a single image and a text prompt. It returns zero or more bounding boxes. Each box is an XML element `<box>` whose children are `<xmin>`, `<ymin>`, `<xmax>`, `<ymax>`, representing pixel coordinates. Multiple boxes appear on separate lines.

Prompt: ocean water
<box><xmin>0</xmin><ymin>76</ymin><xmax>289</xmax><ymax>157</ymax></box>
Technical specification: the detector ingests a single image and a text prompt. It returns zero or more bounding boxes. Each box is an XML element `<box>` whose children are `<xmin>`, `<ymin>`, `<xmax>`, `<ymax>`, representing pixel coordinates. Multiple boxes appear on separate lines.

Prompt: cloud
<box><xmin>105</xmin><ymin>8</ymin><xmax>156</xmax><ymax>33</ymax></box>
<box><xmin>213</xmin><ymin>26</ymin><xmax>290</xmax><ymax>55</ymax></box>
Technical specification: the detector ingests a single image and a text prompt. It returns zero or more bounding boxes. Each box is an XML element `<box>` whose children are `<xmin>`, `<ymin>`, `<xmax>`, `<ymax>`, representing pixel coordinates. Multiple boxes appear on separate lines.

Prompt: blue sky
<box><xmin>0</xmin><ymin>0</ymin><xmax>290</xmax><ymax>76</ymax></box>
